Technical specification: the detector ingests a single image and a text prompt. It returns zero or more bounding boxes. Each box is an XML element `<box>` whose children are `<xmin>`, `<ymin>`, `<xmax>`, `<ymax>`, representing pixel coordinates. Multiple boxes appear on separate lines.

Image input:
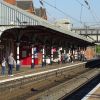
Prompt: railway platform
<box><xmin>0</xmin><ymin>61</ymin><xmax>83</xmax><ymax>83</ymax></box>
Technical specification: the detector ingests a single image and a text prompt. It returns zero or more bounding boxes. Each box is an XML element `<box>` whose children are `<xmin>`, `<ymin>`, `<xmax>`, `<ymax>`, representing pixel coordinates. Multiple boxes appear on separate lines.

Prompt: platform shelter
<box><xmin>0</xmin><ymin>1</ymin><xmax>93</xmax><ymax>70</ymax></box>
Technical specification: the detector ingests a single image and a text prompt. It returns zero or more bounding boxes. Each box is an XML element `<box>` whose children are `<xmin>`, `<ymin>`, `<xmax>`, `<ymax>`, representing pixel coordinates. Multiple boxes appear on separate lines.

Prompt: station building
<box><xmin>0</xmin><ymin>0</ymin><xmax>94</xmax><ymax>69</ymax></box>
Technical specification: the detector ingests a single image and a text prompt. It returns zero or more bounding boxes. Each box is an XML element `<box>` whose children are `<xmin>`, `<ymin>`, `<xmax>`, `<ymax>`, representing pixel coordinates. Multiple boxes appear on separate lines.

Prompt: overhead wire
<box><xmin>84</xmin><ymin>0</ymin><xmax>100</xmax><ymax>27</ymax></box>
<box><xmin>39</xmin><ymin>0</ymin><xmax>57</xmax><ymax>23</ymax></box>
<box><xmin>39</xmin><ymin>0</ymin><xmax>100</xmax><ymax>28</ymax></box>
<box><xmin>84</xmin><ymin>0</ymin><xmax>90</xmax><ymax>9</ymax></box>
<box><xmin>87</xmin><ymin>1</ymin><xmax>100</xmax><ymax>26</ymax></box>
<box><xmin>76</xmin><ymin>0</ymin><xmax>90</xmax><ymax>26</ymax></box>
<box><xmin>76</xmin><ymin>0</ymin><xmax>100</xmax><ymax>27</ymax></box>
<box><xmin>80</xmin><ymin>4</ymin><xmax>83</xmax><ymax>23</ymax></box>
<box><xmin>39</xmin><ymin>0</ymin><xmax>85</xmax><ymax>26</ymax></box>
<box><xmin>38</xmin><ymin>0</ymin><xmax>99</xmax><ymax>41</ymax></box>
<box><xmin>75</xmin><ymin>0</ymin><xmax>89</xmax><ymax>9</ymax></box>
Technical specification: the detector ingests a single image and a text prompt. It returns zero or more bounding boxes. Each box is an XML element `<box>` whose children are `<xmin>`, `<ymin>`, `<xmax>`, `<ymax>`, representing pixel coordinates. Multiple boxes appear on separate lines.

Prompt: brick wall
<box><xmin>85</xmin><ymin>47</ymin><xmax>95</xmax><ymax>60</ymax></box>
<box><xmin>26</xmin><ymin>7</ymin><xmax>35</xmax><ymax>14</ymax></box>
<box><xmin>4</xmin><ymin>0</ymin><xmax>16</xmax><ymax>5</ymax></box>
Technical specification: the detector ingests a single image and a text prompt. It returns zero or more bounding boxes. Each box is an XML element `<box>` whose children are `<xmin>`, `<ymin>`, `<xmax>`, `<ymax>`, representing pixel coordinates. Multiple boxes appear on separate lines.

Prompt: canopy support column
<box><xmin>42</xmin><ymin>45</ymin><xmax>46</xmax><ymax>67</ymax></box>
<box><xmin>51</xmin><ymin>46</ymin><xmax>53</xmax><ymax>65</ymax></box>
<box><xmin>16</xmin><ymin>43</ymin><xmax>20</xmax><ymax>71</ymax></box>
<box><xmin>31</xmin><ymin>45</ymin><xmax>35</xmax><ymax>68</ymax></box>
<box><xmin>58</xmin><ymin>47</ymin><xmax>61</xmax><ymax>64</ymax></box>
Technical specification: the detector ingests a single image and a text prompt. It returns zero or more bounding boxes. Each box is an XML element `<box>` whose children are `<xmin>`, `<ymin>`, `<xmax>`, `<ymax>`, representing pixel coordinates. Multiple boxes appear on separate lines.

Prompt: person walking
<box><xmin>1</xmin><ymin>57</ymin><xmax>6</xmax><ymax>75</ymax></box>
<box><xmin>8</xmin><ymin>53</ymin><xmax>15</xmax><ymax>76</ymax></box>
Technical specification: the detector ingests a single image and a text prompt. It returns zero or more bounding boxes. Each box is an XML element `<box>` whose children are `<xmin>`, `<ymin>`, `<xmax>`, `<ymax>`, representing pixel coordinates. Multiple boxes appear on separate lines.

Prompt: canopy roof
<box><xmin>0</xmin><ymin>1</ymin><xmax>93</xmax><ymax>44</ymax></box>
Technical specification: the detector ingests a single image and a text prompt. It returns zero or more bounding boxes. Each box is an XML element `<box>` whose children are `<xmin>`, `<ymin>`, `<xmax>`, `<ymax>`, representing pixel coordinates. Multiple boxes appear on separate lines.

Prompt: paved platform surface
<box><xmin>0</xmin><ymin>61</ymin><xmax>82</xmax><ymax>81</ymax></box>
<box><xmin>82</xmin><ymin>83</ymin><xmax>100</xmax><ymax>100</ymax></box>
<box><xmin>88</xmin><ymin>83</ymin><xmax>100</xmax><ymax>100</ymax></box>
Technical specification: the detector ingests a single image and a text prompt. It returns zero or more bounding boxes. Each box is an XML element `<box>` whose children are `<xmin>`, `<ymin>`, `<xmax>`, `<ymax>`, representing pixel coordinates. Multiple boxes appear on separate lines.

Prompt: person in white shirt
<box><xmin>8</xmin><ymin>53</ymin><xmax>15</xmax><ymax>76</ymax></box>
<box><xmin>1</xmin><ymin>57</ymin><xmax>6</xmax><ymax>75</ymax></box>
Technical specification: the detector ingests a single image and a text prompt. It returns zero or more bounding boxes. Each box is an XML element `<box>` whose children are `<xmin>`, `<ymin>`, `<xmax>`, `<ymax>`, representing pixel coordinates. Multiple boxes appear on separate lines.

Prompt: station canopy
<box><xmin>0</xmin><ymin>1</ymin><xmax>93</xmax><ymax>45</ymax></box>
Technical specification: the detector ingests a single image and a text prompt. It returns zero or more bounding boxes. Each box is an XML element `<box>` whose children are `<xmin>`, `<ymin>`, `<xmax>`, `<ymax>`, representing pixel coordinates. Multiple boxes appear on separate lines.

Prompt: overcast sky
<box><xmin>33</xmin><ymin>0</ymin><xmax>100</xmax><ymax>28</ymax></box>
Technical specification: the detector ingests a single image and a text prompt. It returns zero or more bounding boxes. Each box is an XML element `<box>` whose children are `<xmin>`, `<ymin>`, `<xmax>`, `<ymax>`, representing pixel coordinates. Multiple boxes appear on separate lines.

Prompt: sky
<box><xmin>33</xmin><ymin>0</ymin><xmax>100</xmax><ymax>28</ymax></box>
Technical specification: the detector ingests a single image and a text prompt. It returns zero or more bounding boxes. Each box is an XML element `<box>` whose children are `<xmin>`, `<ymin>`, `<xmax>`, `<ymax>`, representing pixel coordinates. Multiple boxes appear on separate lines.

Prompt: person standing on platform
<box><xmin>61</xmin><ymin>53</ymin><xmax>65</xmax><ymax>63</ymax></box>
<box><xmin>65</xmin><ymin>53</ymin><xmax>68</xmax><ymax>63</ymax></box>
<box><xmin>70</xmin><ymin>52</ymin><xmax>74</xmax><ymax>63</ymax></box>
<box><xmin>8</xmin><ymin>53</ymin><xmax>15</xmax><ymax>76</ymax></box>
<box><xmin>1</xmin><ymin>57</ymin><xmax>6</xmax><ymax>75</ymax></box>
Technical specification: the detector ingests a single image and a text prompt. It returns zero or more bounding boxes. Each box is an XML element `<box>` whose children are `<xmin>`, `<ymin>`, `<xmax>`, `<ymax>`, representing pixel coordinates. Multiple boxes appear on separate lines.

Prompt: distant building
<box><xmin>35</xmin><ymin>7</ymin><xmax>47</xmax><ymax>20</ymax></box>
<box><xmin>3</xmin><ymin>0</ymin><xmax>47</xmax><ymax>20</ymax></box>
<box><xmin>54</xmin><ymin>19</ymin><xmax>71</xmax><ymax>30</ymax></box>
<box><xmin>16</xmin><ymin>0</ymin><xmax>35</xmax><ymax>14</ymax></box>
<box><xmin>4</xmin><ymin>0</ymin><xmax>16</xmax><ymax>5</ymax></box>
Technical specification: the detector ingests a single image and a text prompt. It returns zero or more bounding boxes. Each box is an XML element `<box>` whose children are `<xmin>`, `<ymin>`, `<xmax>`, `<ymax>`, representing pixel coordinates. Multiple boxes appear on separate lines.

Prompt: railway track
<box><xmin>0</xmin><ymin>63</ymin><xmax>86</xmax><ymax>91</ymax></box>
<box><xmin>0</xmin><ymin>62</ymin><xmax>99</xmax><ymax>100</ymax></box>
<box><xmin>26</xmin><ymin>68</ymin><xmax>99</xmax><ymax>100</ymax></box>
